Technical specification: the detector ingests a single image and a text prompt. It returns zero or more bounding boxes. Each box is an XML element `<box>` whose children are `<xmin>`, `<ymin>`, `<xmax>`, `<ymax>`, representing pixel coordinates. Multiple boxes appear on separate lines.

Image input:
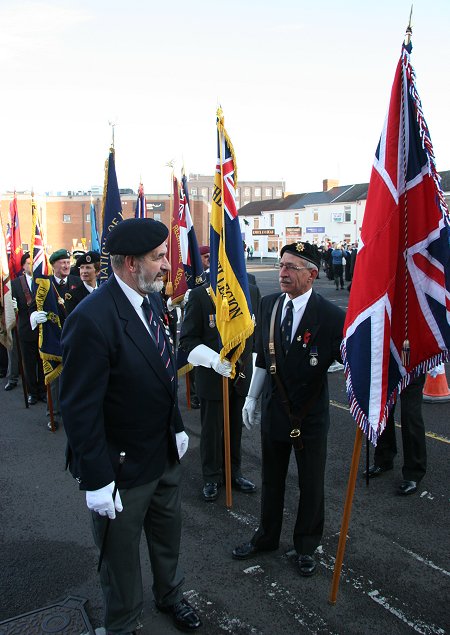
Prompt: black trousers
<box><xmin>251</xmin><ymin>427</ymin><xmax>328</xmax><ymax>556</ymax></box>
<box><xmin>20</xmin><ymin>338</ymin><xmax>45</xmax><ymax>398</ymax></box>
<box><xmin>374</xmin><ymin>374</ymin><xmax>426</xmax><ymax>481</ymax></box>
<box><xmin>199</xmin><ymin>390</ymin><xmax>244</xmax><ymax>483</ymax></box>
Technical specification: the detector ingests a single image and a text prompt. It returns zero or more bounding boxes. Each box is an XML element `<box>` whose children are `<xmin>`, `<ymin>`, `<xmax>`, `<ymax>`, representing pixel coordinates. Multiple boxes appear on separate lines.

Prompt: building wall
<box><xmin>188</xmin><ymin>174</ymin><xmax>285</xmax><ymax>209</ymax></box>
<box><xmin>0</xmin><ymin>193</ymin><xmax>210</xmax><ymax>255</ymax></box>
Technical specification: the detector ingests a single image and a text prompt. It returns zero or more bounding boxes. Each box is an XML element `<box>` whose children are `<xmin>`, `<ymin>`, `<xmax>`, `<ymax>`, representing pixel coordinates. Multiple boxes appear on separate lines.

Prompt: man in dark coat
<box><xmin>232</xmin><ymin>241</ymin><xmax>345</xmax><ymax>577</ymax></box>
<box><xmin>60</xmin><ymin>218</ymin><xmax>201</xmax><ymax>635</ymax></box>
<box><xmin>11</xmin><ymin>252</ymin><xmax>45</xmax><ymax>404</ymax></box>
<box><xmin>179</xmin><ymin>283</ymin><xmax>260</xmax><ymax>502</ymax></box>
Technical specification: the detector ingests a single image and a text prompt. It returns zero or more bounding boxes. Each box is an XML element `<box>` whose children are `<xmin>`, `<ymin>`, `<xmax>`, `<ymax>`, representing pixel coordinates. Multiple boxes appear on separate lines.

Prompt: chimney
<box><xmin>323</xmin><ymin>178</ymin><xmax>339</xmax><ymax>192</ymax></box>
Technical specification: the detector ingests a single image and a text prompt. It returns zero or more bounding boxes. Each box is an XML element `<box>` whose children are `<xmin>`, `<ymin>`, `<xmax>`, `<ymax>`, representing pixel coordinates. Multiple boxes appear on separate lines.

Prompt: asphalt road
<box><xmin>1</xmin><ymin>265</ymin><xmax>449</xmax><ymax>634</ymax></box>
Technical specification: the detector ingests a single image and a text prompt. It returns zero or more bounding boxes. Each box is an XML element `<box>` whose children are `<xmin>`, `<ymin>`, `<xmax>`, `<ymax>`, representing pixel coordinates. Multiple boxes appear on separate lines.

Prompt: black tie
<box><xmin>281</xmin><ymin>300</ymin><xmax>294</xmax><ymax>356</ymax></box>
<box><xmin>142</xmin><ymin>297</ymin><xmax>174</xmax><ymax>382</ymax></box>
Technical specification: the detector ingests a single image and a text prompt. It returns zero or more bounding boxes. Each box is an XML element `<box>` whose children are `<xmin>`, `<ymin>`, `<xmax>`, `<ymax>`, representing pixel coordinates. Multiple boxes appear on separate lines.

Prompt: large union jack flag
<box><xmin>30</xmin><ymin>198</ymin><xmax>51</xmax><ymax>279</ymax></box>
<box><xmin>342</xmin><ymin>41</ymin><xmax>450</xmax><ymax>445</ymax></box>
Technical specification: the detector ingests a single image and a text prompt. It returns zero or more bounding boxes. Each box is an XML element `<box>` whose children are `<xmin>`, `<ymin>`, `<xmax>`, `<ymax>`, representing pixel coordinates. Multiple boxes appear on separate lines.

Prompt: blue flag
<box><xmin>90</xmin><ymin>198</ymin><xmax>100</xmax><ymax>252</ymax></box>
<box><xmin>99</xmin><ymin>148</ymin><xmax>123</xmax><ymax>283</ymax></box>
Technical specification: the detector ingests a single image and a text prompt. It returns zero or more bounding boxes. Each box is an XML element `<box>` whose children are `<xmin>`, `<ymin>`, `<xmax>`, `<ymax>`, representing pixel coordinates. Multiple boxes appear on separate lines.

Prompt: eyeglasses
<box><xmin>274</xmin><ymin>262</ymin><xmax>309</xmax><ymax>272</ymax></box>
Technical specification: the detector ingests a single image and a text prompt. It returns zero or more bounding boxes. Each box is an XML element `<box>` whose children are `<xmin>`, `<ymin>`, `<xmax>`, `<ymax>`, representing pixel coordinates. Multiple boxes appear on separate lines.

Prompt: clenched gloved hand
<box><xmin>86</xmin><ymin>481</ymin><xmax>123</xmax><ymax>520</ymax></box>
<box><xmin>30</xmin><ymin>310</ymin><xmax>48</xmax><ymax>330</ymax></box>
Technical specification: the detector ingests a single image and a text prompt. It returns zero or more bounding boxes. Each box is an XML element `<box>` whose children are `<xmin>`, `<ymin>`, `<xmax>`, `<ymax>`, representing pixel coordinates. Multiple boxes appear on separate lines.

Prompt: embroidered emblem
<box><xmin>296</xmin><ymin>242</ymin><xmax>304</xmax><ymax>252</ymax></box>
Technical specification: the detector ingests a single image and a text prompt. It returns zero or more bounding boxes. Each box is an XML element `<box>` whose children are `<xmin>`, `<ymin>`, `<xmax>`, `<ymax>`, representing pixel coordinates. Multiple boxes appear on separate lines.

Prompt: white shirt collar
<box><xmin>114</xmin><ymin>273</ymin><xmax>145</xmax><ymax>312</ymax></box>
<box><xmin>83</xmin><ymin>281</ymin><xmax>96</xmax><ymax>293</ymax></box>
<box><xmin>283</xmin><ymin>288</ymin><xmax>312</xmax><ymax>313</ymax></box>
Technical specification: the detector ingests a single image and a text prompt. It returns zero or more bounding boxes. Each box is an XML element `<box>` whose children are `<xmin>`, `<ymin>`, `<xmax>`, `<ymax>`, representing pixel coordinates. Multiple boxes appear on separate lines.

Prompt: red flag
<box><xmin>9</xmin><ymin>193</ymin><xmax>23</xmax><ymax>279</ymax></box>
<box><xmin>341</xmin><ymin>41</ymin><xmax>450</xmax><ymax>445</ymax></box>
<box><xmin>168</xmin><ymin>175</ymin><xmax>189</xmax><ymax>302</ymax></box>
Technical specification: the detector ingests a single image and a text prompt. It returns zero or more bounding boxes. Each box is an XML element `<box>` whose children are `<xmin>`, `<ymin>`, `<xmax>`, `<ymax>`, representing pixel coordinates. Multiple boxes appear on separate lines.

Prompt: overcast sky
<box><xmin>0</xmin><ymin>0</ymin><xmax>449</xmax><ymax>196</ymax></box>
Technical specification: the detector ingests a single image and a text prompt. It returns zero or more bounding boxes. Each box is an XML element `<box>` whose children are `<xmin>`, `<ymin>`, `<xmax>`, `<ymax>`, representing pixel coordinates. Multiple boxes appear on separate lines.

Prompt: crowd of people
<box><xmin>1</xmin><ymin>222</ymin><xmax>429</xmax><ymax>635</ymax></box>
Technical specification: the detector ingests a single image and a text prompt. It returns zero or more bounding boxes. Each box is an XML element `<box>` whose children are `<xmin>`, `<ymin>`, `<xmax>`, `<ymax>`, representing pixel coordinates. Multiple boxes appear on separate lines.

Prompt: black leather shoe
<box><xmin>365</xmin><ymin>464</ymin><xmax>393</xmax><ymax>478</ymax></box>
<box><xmin>28</xmin><ymin>395</ymin><xmax>38</xmax><ymax>405</ymax></box>
<box><xmin>190</xmin><ymin>397</ymin><xmax>200</xmax><ymax>410</ymax></box>
<box><xmin>47</xmin><ymin>421</ymin><xmax>59</xmax><ymax>432</ymax></box>
<box><xmin>397</xmin><ymin>480</ymin><xmax>418</xmax><ymax>495</ymax></box>
<box><xmin>202</xmin><ymin>482</ymin><xmax>218</xmax><ymax>501</ymax></box>
<box><xmin>4</xmin><ymin>382</ymin><xmax>17</xmax><ymax>391</ymax></box>
<box><xmin>232</xmin><ymin>476</ymin><xmax>256</xmax><ymax>493</ymax></box>
<box><xmin>157</xmin><ymin>598</ymin><xmax>202</xmax><ymax>631</ymax></box>
<box><xmin>298</xmin><ymin>554</ymin><xmax>317</xmax><ymax>577</ymax></box>
<box><xmin>232</xmin><ymin>541</ymin><xmax>260</xmax><ymax>560</ymax></box>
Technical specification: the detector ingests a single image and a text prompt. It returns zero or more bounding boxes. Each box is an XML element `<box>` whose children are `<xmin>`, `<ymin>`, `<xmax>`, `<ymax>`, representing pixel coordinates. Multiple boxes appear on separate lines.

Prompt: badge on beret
<box><xmin>296</xmin><ymin>242</ymin><xmax>304</xmax><ymax>252</ymax></box>
<box><xmin>86</xmin><ymin>255</ymin><xmax>92</xmax><ymax>263</ymax></box>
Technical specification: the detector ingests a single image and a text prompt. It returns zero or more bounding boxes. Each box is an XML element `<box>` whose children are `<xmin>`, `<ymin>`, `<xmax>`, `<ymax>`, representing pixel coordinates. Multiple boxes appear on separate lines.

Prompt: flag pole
<box><xmin>329</xmin><ymin>426</ymin><xmax>363</xmax><ymax>604</ymax></box>
<box><xmin>165</xmin><ymin>162</ymin><xmax>174</xmax><ymax>296</ymax></box>
<box><xmin>217</xmin><ymin>112</ymin><xmax>233</xmax><ymax>509</ymax></box>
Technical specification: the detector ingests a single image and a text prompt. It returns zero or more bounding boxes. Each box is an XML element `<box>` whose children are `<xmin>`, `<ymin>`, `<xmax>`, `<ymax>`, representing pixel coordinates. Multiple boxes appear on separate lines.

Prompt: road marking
<box><xmin>392</xmin><ymin>542</ymin><xmax>450</xmax><ymax>577</ymax></box>
<box><xmin>368</xmin><ymin>590</ymin><xmax>445</xmax><ymax>634</ymax></box>
<box><xmin>184</xmin><ymin>589</ymin><xmax>263</xmax><ymax>634</ymax></box>
<box><xmin>329</xmin><ymin>400</ymin><xmax>450</xmax><ymax>444</ymax></box>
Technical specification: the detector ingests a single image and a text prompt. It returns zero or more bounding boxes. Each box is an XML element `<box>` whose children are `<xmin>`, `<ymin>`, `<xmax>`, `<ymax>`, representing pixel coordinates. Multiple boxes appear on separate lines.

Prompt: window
<box><xmin>154</xmin><ymin>213</ymin><xmax>161</xmax><ymax>221</ymax></box>
<box><xmin>244</xmin><ymin>187</ymin><xmax>250</xmax><ymax>196</ymax></box>
<box><xmin>201</xmin><ymin>188</ymin><xmax>208</xmax><ymax>197</ymax></box>
<box><xmin>22</xmin><ymin>243</ymin><xmax>29</xmax><ymax>251</ymax></box>
<box><xmin>294</xmin><ymin>213</ymin><xmax>299</xmax><ymax>226</ymax></box>
<box><xmin>269</xmin><ymin>214</ymin><xmax>275</xmax><ymax>227</ymax></box>
<box><xmin>268</xmin><ymin>239</ymin><xmax>278</xmax><ymax>253</ymax></box>
<box><xmin>254</xmin><ymin>217</ymin><xmax>259</xmax><ymax>229</ymax></box>
<box><xmin>254</xmin><ymin>187</ymin><xmax>261</xmax><ymax>197</ymax></box>
<box><xmin>344</xmin><ymin>205</ymin><xmax>351</xmax><ymax>222</ymax></box>
<box><xmin>235</xmin><ymin>189</ymin><xmax>240</xmax><ymax>198</ymax></box>
<box><xmin>254</xmin><ymin>240</ymin><xmax>259</xmax><ymax>252</ymax></box>
<box><xmin>86</xmin><ymin>214</ymin><xmax>90</xmax><ymax>222</ymax></box>
<box><xmin>190</xmin><ymin>188</ymin><xmax>197</xmax><ymax>195</ymax></box>
<box><xmin>63</xmin><ymin>214</ymin><xmax>71</xmax><ymax>223</ymax></box>
<box><xmin>313</xmin><ymin>211</ymin><xmax>319</xmax><ymax>222</ymax></box>
<box><xmin>275</xmin><ymin>188</ymin><xmax>283</xmax><ymax>198</ymax></box>
<box><xmin>265</xmin><ymin>188</ymin><xmax>272</xmax><ymax>197</ymax></box>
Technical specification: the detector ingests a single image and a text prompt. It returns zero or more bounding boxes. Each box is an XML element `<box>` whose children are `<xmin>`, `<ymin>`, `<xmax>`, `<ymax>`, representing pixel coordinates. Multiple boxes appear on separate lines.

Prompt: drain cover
<box><xmin>0</xmin><ymin>596</ymin><xmax>94</xmax><ymax>634</ymax></box>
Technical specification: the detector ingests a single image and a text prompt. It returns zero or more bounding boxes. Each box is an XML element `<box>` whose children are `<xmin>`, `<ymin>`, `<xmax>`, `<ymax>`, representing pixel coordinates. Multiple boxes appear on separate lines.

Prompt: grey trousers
<box><xmin>91</xmin><ymin>460</ymin><xmax>184</xmax><ymax>634</ymax></box>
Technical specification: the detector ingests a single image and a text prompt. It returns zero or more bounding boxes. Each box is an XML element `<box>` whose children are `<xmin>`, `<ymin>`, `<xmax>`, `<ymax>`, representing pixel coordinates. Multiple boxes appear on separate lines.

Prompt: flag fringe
<box><xmin>220</xmin><ymin>322</ymin><xmax>254</xmax><ymax>378</ymax></box>
<box><xmin>341</xmin><ymin>339</ymin><xmax>448</xmax><ymax>446</ymax></box>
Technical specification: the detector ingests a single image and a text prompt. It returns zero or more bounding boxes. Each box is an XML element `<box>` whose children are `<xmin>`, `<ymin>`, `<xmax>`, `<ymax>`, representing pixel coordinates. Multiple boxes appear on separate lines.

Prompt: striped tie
<box><xmin>281</xmin><ymin>300</ymin><xmax>294</xmax><ymax>356</ymax></box>
<box><xmin>142</xmin><ymin>297</ymin><xmax>174</xmax><ymax>383</ymax></box>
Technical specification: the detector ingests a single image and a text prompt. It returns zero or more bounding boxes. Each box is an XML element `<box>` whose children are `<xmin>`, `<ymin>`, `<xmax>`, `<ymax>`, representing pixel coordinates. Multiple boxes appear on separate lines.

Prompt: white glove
<box><xmin>188</xmin><ymin>344</ymin><xmax>232</xmax><ymax>377</ymax></box>
<box><xmin>242</xmin><ymin>396</ymin><xmax>262</xmax><ymax>429</ymax></box>
<box><xmin>30</xmin><ymin>310</ymin><xmax>48</xmax><ymax>330</ymax></box>
<box><xmin>12</xmin><ymin>298</ymin><xmax>18</xmax><ymax>311</ymax></box>
<box><xmin>176</xmin><ymin>431</ymin><xmax>189</xmax><ymax>459</ymax></box>
<box><xmin>428</xmin><ymin>364</ymin><xmax>443</xmax><ymax>378</ymax></box>
<box><xmin>86</xmin><ymin>481</ymin><xmax>123</xmax><ymax>520</ymax></box>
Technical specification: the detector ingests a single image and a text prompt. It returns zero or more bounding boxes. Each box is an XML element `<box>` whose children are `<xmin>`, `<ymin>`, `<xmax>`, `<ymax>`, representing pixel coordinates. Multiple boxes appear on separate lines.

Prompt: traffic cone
<box><xmin>422</xmin><ymin>364</ymin><xmax>450</xmax><ymax>402</ymax></box>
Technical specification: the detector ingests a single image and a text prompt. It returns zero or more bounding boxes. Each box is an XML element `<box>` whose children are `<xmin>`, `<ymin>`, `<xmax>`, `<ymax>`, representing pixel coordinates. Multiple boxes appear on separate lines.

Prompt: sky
<box><xmin>0</xmin><ymin>0</ymin><xmax>449</xmax><ymax>197</ymax></box>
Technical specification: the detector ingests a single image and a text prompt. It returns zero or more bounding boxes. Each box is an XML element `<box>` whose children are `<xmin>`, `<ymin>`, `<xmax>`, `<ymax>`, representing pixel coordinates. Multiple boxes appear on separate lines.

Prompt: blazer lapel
<box><xmin>287</xmin><ymin>291</ymin><xmax>321</xmax><ymax>360</ymax></box>
<box><xmin>107</xmin><ymin>278</ymin><xmax>174</xmax><ymax>397</ymax></box>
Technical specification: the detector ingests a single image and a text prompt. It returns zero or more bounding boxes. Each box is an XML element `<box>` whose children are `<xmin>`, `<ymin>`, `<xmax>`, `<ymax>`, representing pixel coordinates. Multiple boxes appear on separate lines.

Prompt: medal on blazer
<box><xmin>309</xmin><ymin>345</ymin><xmax>318</xmax><ymax>366</ymax></box>
<box><xmin>209</xmin><ymin>313</ymin><xmax>216</xmax><ymax>328</ymax></box>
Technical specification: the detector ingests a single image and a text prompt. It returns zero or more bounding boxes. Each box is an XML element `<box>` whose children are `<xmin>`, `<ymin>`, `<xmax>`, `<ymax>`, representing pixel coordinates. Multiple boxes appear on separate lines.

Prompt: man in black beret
<box><xmin>10</xmin><ymin>252</ymin><xmax>45</xmax><ymax>403</ymax></box>
<box><xmin>65</xmin><ymin>251</ymin><xmax>101</xmax><ymax>314</ymax></box>
<box><xmin>60</xmin><ymin>218</ymin><xmax>201</xmax><ymax>634</ymax></box>
<box><xmin>232</xmin><ymin>241</ymin><xmax>345</xmax><ymax>577</ymax></box>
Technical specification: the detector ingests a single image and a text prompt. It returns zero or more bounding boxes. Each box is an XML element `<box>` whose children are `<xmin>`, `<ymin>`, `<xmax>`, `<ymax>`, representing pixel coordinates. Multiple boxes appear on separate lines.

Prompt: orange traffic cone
<box><xmin>423</xmin><ymin>364</ymin><xmax>450</xmax><ymax>402</ymax></box>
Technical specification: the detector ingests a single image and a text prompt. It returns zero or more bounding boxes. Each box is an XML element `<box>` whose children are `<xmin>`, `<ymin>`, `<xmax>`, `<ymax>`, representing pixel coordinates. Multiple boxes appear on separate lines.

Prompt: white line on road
<box><xmin>392</xmin><ymin>542</ymin><xmax>450</xmax><ymax>577</ymax></box>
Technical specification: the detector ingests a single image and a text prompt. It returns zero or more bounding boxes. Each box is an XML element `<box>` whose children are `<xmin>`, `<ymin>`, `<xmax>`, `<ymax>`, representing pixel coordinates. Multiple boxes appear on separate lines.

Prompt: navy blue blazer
<box><xmin>60</xmin><ymin>275</ymin><xmax>183</xmax><ymax>490</ymax></box>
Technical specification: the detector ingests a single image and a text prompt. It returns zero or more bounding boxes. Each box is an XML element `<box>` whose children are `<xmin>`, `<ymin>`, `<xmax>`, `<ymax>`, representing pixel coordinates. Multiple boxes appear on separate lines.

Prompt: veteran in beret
<box><xmin>232</xmin><ymin>241</ymin><xmax>345</xmax><ymax>578</ymax></box>
<box><xmin>60</xmin><ymin>218</ymin><xmax>202</xmax><ymax>634</ymax></box>
<box><xmin>30</xmin><ymin>248</ymin><xmax>81</xmax><ymax>430</ymax></box>
<box><xmin>65</xmin><ymin>251</ymin><xmax>100</xmax><ymax>315</ymax></box>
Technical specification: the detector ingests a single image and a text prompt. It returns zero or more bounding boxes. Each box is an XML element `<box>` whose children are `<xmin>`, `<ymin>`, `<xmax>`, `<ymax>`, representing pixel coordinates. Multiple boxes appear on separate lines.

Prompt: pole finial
<box><xmin>404</xmin><ymin>5</ymin><xmax>413</xmax><ymax>45</ymax></box>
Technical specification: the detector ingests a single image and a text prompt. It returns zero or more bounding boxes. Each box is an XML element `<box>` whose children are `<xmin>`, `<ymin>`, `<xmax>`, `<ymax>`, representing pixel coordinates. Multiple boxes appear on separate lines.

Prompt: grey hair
<box><xmin>110</xmin><ymin>254</ymin><xmax>126</xmax><ymax>271</ymax></box>
<box><xmin>303</xmin><ymin>260</ymin><xmax>318</xmax><ymax>273</ymax></box>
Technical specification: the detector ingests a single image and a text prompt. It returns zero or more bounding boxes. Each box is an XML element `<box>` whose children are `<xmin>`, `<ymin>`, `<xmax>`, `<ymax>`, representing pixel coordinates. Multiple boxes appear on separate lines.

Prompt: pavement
<box><xmin>1</xmin><ymin>268</ymin><xmax>449</xmax><ymax>634</ymax></box>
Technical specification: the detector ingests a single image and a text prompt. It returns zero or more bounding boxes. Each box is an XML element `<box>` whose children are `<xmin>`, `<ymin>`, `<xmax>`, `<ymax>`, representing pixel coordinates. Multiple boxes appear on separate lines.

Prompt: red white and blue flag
<box><xmin>180</xmin><ymin>172</ymin><xmax>205</xmax><ymax>289</ymax></box>
<box><xmin>30</xmin><ymin>198</ymin><xmax>51</xmax><ymax>279</ymax></box>
<box><xmin>135</xmin><ymin>181</ymin><xmax>146</xmax><ymax>219</ymax></box>
<box><xmin>8</xmin><ymin>193</ymin><xmax>23</xmax><ymax>280</ymax></box>
<box><xmin>342</xmin><ymin>41</ymin><xmax>450</xmax><ymax>445</ymax></box>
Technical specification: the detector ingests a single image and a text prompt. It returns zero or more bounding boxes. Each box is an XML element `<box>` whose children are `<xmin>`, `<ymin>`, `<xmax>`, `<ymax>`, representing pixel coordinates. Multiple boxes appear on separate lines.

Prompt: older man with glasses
<box><xmin>232</xmin><ymin>241</ymin><xmax>345</xmax><ymax>577</ymax></box>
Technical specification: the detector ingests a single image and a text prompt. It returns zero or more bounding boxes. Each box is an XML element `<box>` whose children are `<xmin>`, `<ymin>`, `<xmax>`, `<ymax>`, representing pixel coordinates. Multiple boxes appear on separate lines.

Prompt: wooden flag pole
<box><xmin>222</xmin><ymin>376</ymin><xmax>233</xmax><ymax>508</ymax></box>
<box><xmin>329</xmin><ymin>426</ymin><xmax>363</xmax><ymax>604</ymax></box>
<box><xmin>185</xmin><ymin>370</ymin><xmax>191</xmax><ymax>408</ymax></box>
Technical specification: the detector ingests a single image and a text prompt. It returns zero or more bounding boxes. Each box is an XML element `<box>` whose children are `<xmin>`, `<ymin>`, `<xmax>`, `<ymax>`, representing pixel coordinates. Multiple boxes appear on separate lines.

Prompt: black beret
<box><xmin>72</xmin><ymin>249</ymin><xmax>85</xmax><ymax>258</ymax></box>
<box><xmin>280</xmin><ymin>242</ymin><xmax>321</xmax><ymax>269</ymax></box>
<box><xmin>76</xmin><ymin>251</ymin><xmax>100</xmax><ymax>266</ymax></box>
<box><xmin>21</xmin><ymin>252</ymin><xmax>30</xmax><ymax>267</ymax></box>
<box><xmin>49</xmin><ymin>249</ymin><xmax>71</xmax><ymax>264</ymax></box>
<box><xmin>105</xmin><ymin>218</ymin><xmax>169</xmax><ymax>256</ymax></box>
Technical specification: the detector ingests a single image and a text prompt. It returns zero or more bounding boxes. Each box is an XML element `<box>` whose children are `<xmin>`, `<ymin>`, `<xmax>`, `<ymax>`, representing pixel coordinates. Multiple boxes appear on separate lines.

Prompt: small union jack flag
<box><xmin>30</xmin><ymin>199</ymin><xmax>51</xmax><ymax>279</ymax></box>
